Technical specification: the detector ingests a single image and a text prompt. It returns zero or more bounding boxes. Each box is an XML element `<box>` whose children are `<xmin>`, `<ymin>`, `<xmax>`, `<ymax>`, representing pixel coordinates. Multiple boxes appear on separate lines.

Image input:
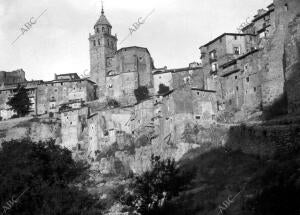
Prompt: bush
<box><xmin>107</xmin><ymin>99</ymin><xmax>120</xmax><ymax>108</ymax></box>
<box><xmin>123</xmin><ymin>155</ymin><xmax>191</xmax><ymax>215</ymax></box>
<box><xmin>0</xmin><ymin>139</ymin><xmax>103</xmax><ymax>215</ymax></box>
<box><xmin>134</xmin><ymin>86</ymin><xmax>149</xmax><ymax>103</ymax></box>
<box><xmin>158</xmin><ymin>84</ymin><xmax>170</xmax><ymax>95</ymax></box>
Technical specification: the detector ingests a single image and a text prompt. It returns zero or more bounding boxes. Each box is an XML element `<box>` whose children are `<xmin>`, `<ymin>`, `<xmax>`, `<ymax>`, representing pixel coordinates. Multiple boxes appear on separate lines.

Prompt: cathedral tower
<box><xmin>89</xmin><ymin>3</ymin><xmax>117</xmax><ymax>98</ymax></box>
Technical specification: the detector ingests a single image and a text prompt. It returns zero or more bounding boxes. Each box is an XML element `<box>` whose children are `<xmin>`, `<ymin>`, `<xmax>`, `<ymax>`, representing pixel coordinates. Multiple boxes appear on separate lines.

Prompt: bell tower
<box><xmin>89</xmin><ymin>2</ymin><xmax>117</xmax><ymax>98</ymax></box>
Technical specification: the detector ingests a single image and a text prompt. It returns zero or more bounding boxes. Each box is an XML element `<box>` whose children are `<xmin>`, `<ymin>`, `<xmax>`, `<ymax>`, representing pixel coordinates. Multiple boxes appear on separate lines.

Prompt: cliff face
<box><xmin>86</xmin><ymin>123</ymin><xmax>228</xmax><ymax>176</ymax></box>
<box><xmin>0</xmin><ymin>117</ymin><xmax>61</xmax><ymax>145</ymax></box>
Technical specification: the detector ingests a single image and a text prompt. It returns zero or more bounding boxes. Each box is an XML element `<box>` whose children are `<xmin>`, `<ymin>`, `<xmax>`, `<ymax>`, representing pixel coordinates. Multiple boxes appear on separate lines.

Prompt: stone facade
<box><xmin>36</xmin><ymin>78</ymin><xmax>96</xmax><ymax>115</ymax></box>
<box><xmin>61</xmin><ymin>106</ymin><xmax>89</xmax><ymax>150</ymax></box>
<box><xmin>198</xmin><ymin>0</ymin><xmax>300</xmax><ymax>121</ymax></box>
<box><xmin>89</xmin><ymin>8</ymin><xmax>154</xmax><ymax>102</ymax></box>
<box><xmin>283</xmin><ymin>2</ymin><xmax>300</xmax><ymax>113</ymax></box>
<box><xmin>0</xmin><ymin>81</ymin><xmax>40</xmax><ymax>120</ymax></box>
<box><xmin>157</xmin><ymin>87</ymin><xmax>217</xmax><ymax>143</ymax></box>
<box><xmin>106</xmin><ymin>47</ymin><xmax>154</xmax><ymax>105</ymax></box>
<box><xmin>0</xmin><ymin>69</ymin><xmax>26</xmax><ymax>85</ymax></box>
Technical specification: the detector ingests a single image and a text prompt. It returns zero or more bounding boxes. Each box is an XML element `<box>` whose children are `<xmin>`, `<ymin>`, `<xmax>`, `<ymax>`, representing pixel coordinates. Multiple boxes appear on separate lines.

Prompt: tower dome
<box><xmin>94</xmin><ymin>4</ymin><xmax>111</xmax><ymax>28</ymax></box>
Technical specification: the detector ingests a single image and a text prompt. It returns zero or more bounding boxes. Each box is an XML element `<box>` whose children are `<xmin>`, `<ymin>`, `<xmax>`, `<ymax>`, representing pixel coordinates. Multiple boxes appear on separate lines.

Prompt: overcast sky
<box><xmin>0</xmin><ymin>0</ymin><xmax>272</xmax><ymax>81</ymax></box>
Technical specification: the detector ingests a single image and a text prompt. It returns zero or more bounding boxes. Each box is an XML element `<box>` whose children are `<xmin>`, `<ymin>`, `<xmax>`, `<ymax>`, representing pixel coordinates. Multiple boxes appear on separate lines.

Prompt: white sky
<box><xmin>0</xmin><ymin>0</ymin><xmax>272</xmax><ymax>81</ymax></box>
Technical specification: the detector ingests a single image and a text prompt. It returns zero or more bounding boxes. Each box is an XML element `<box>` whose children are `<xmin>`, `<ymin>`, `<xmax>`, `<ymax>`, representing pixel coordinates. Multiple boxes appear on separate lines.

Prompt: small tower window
<box><xmin>102</xmin><ymin>27</ymin><xmax>105</xmax><ymax>32</ymax></box>
<box><xmin>96</xmin><ymin>28</ymin><xmax>99</xmax><ymax>33</ymax></box>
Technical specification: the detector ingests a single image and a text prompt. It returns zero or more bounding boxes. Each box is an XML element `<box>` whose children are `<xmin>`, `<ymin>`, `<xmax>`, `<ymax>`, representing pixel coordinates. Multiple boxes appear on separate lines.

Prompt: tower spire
<box><xmin>101</xmin><ymin>0</ymin><xmax>104</xmax><ymax>15</ymax></box>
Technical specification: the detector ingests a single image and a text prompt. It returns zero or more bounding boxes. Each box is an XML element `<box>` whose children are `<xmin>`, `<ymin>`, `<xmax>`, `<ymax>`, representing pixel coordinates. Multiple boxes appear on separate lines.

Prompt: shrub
<box><xmin>107</xmin><ymin>99</ymin><xmax>120</xmax><ymax>108</ymax></box>
<box><xmin>134</xmin><ymin>86</ymin><xmax>149</xmax><ymax>103</ymax></box>
<box><xmin>124</xmin><ymin>155</ymin><xmax>190</xmax><ymax>215</ymax></box>
<box><xmin>158</xmin><ymin>84</ymin><xmax>170</xmax><ymax>95</ymax></box>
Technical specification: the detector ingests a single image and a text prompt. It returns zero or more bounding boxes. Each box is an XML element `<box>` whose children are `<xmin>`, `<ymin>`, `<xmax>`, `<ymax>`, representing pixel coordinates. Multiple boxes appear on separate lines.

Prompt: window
<box><xmin>236</xmin><ymin>86</ymin><xmax>239</xmax><ymax>91</ymax></box>
<box><xmin>209</xmin><ymin>50</ymin><xmax>217</xmax><ymax>59</ymax></box>
<box><xmin>98</xmin><ymin>39</ymin><xmax>100</xmax><ymax>45</ymax></box>
<box><xmin>219</xmin><ymin>38</ymin><xmax>222</xmax><ymax>43</ymax></box>
<box><xmin>195</xmin><ymin>116</ymin><xmax>201</xmax><ymax>120</ymax></box>
<box><xmin>246</xmin><ymin>77</ymin><xmax>250</xmax><ymax>82</ymax></box>
<box><xmin>104</xmin><ymin>130</ymin><xmax>109</xmax><ymax>136</ymax></box>
<box><xmin>197</xmin><ymin>92</ymin><xmax>200</xmax><ymax>95</ymax></box>
<box><xmin>284</xmin><ymin>3</ymin><xmax>288</xmax><ymax>11</ymax></box>
<box><xmin>229</xmin><ymin>99</ymin><xmax>232</xmax><ymax>105</ymax></box>
<box><xmin>96</xmin><ymin>28</ymin><xmax>99</xmax><ymax>33</ymax></box>
<box><xmin>235</xmin><ymin>76</ymin><xmax>237</xmax><ymax>80</ymax></box>
<box><xmin>233</xmin><ymin>46</ymin><xmax>240</xmax><ymax>55</ymax></box>
<box><xmin>93</xmin><ymin>40</ymin><xmax>96</xmax><ymax>46</ymax></box>
<box><xmin>259</xmin><ymin>31</ymin><xmax>266</xmax><ymax>38</ymax></box>
<box><xmin>254</xmin><ymin>87</ymin><xmax>257</xmax><ymax>92</ymax></box>
<box><xmin>234</xmin><ymin>35</ymin><xmax>237</xmax><ymax>40</ymax></box>
<box><xmin>102</xmin><ymin>27</ymin><xmax>105</xmax><ymax>32</ymax></box>
<box><xmin>211</xmin><ymin>62</ymin><xmax>218</xmax><ymax>72</ymax></box>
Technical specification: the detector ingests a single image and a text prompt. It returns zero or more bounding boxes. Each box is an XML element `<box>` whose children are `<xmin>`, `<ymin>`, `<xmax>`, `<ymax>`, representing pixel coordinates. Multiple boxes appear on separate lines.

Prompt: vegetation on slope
<box><xmin>121</xmin><ymin>145</ymin><xmax>299</xmax><ymax>215</ymax></box>
<box><xmin>0</xmin><ymin>139</ymin><xmax>103</xmax><ymax>215</ymax></box>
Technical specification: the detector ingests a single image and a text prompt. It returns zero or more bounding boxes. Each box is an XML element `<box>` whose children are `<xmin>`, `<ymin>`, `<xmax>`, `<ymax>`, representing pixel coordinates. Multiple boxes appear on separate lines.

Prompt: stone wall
<box><xmin>285</xmin><ymin>15</ymin><xmax>300</xmax><ymax>113</ymax></box>
<box><xmin>0</xmin><ymin>117</ymin><xmax>60</xmax><ymax>145</ymax></box>
<box><xmin>226</xmin><ymin>122</ymin><xmax>300</xmax><ymax>157</ymax></box>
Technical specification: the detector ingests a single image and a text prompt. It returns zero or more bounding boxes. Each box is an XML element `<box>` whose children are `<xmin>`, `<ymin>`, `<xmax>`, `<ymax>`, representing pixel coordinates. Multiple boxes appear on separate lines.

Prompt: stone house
<box><xmin>199</xmin><ymin>33</ymin><xmax>256</xmax><ymax>91</ymax></box>
<box><xmin>61</xmin><ymin>106</ymin><xmax>89</xmax><ymax>151</ymax></box>
<box><xmin>36</xmin><ymin>75</ymin><xmax>96</xmax><ymax>115</ymax></box>
<box><xmin>0</xmin><ymin>69</ymin><xmax>26</xmax><ymax>85</ymax></box>
<box><xmin>158</xmin><ymin>87</ymin><xmax>217</xmax><ymax>143</ymax></box>
<box><xmin>0</xmin><ymin>81</ymin><xmax>40</xmax><ymax>120</ymax></box>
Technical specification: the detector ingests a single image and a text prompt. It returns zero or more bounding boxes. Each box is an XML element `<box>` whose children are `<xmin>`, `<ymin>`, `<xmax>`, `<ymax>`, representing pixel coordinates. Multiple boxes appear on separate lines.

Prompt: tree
<box><xmin>158</xmin><ymin>84</ymin><xmax>170</xmax><ymax>95</ymax></box>
<box><xmin>0</xmin><ymin>139</ymin><xmax>103</xmax><ymax>215</ymax></box>
<box><xmin>134</xmin><ymin>86</ymin><xmax>149</xmax><ymax>103</ymax></box>
<box><xmin>124</xmin><ymin>155</ymin><xmax>183</xmax><ymax>215</ymax></box>
<box><xmin>7</xmin><ymin>85</ymin><xmax>31</xmax><ymax>117</ymax></box>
